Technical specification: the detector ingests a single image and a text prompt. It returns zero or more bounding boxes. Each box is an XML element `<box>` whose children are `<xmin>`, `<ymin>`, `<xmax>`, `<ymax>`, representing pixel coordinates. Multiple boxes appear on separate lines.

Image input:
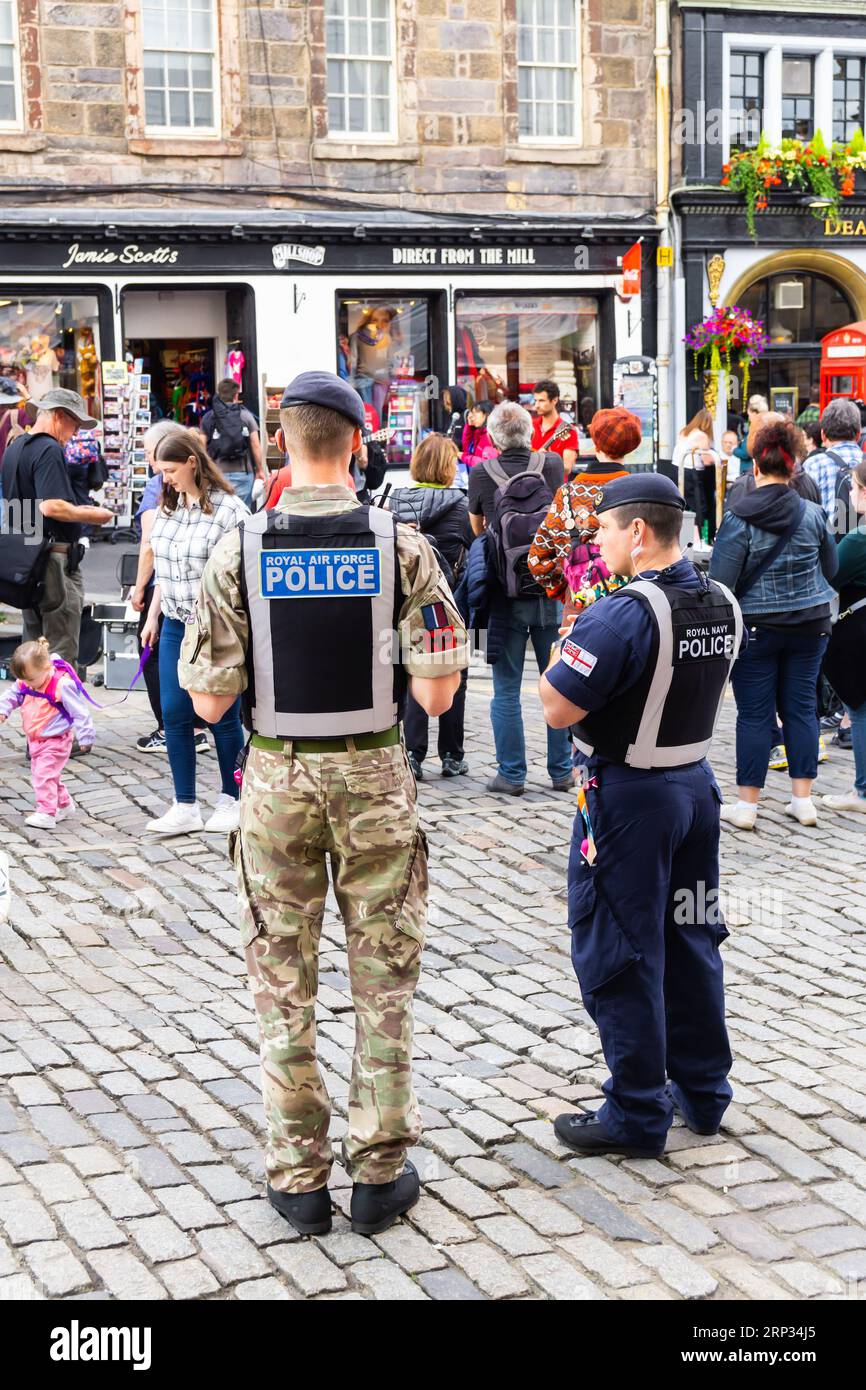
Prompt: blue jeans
<box><xmin>491</xmin><ymin>597</ymin><xmax>572</xmax><ymax>785</ymax></box>
<box><xmin>225</xmin><ymin>471</ymin><xmax>254</xmax><ymax>508</ymax></box>
<box><xmin>159</xmin><ymin>617</ymin><xmax>244</xmax><ymax>804</ymax></box>
<box><xmin>844</xmin><ymin>701</ymin><xmax>866</xmax><ymax>797</ymax></box>
<box><xmin>730</xmin><ymin>625</ymin><xmax>829</xmax><ymax>787</ymax></box>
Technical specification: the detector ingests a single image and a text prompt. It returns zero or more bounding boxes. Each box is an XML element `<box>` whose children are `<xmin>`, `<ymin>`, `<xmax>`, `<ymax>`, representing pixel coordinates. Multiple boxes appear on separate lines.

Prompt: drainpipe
<box><xmin>655</xmin><ymin>0</ymin><xmax>673</xmax><ymax>464</ymax></box>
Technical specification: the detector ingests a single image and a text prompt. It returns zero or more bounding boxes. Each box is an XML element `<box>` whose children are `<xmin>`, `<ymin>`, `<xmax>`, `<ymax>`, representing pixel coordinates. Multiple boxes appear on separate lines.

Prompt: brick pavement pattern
<box><xmin>1</xmin><ymin>666</ymin><xmax>865</xmax><ymax>1301</ymax></box>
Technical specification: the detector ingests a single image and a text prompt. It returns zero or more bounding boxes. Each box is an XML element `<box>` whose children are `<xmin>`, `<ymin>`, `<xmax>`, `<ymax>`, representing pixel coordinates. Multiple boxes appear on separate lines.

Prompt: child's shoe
<box><xmin>56</xmin><ymin>799</ymin><xmax>77</xmax><ymax>823</ymax></box>
<box><xmin>25</xmin><ymin>811</ymin><xmax>57</xmax><ymax>830</ymax></box>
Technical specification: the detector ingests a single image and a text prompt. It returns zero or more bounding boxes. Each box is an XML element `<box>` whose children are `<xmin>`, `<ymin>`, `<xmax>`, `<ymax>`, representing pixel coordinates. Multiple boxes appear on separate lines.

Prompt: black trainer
<box><xmin>441</xmin><ymin>756</ymin><xmax>469</xmax><ymax>777</ymax></box>
<box><xmin>407</xmin><ymin>752</ymin><xmax>423</xmax><ymax>780</ymax></box>
<box><xmin>350</xmin><ymin>1160</ymin><xmax>420</xmax><ymax>1236</ymax></box>
<box><xmin>136</xmin><ymin>729</ymin><xmax>166</xmax><ymax>753</ymax></box>
<box><xmin>553</xmin><ymin>1111</ymin><xmax>664</xmax><ymax>1158</ymax></box>
<box><xmin>267</xmin><ymin>1183</ymin><xmax>332</xmax><ymax>1236</ymax></box>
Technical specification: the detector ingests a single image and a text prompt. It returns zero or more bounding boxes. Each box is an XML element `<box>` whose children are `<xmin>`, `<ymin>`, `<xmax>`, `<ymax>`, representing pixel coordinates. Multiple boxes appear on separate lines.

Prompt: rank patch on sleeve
<box><xmin>561</xmin><ymin>639</ymin><xmax>598</xmax><ymax>676</ymax></box>
<box><xmin>422</xmin><ymin>601</ymin><xmax>450</xmax><ymax>631</ymax></box>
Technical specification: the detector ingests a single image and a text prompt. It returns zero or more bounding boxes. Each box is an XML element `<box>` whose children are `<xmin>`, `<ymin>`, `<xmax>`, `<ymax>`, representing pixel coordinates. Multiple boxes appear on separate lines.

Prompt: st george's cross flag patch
<box><xmin>560</xmin><ymin>638</ymin><xmax>598</xmax><ymax>676</ymax></box>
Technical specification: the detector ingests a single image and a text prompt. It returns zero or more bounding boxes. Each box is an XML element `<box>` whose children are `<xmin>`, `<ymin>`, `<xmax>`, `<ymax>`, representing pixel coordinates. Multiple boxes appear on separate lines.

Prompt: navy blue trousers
<box><xmin>568</xmin><ymin>759</ymin><xmax>733</xmax><ymax>1149</ymax></box>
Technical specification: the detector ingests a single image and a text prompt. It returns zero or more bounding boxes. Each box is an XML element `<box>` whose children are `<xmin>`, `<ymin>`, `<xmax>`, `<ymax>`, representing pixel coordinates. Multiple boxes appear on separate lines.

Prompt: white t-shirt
<box><xmin>672</xmin><ymin>432</ymin><xmax>718</xmax><ymax>472</ymax></box>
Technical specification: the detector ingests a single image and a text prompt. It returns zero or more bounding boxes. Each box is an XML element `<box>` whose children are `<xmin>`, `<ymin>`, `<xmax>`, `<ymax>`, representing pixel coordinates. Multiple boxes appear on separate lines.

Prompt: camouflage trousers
<box><xmin>230</xmin><ymin>741</ymin><xmax>427</xmax><ymax>1194</ymax></box>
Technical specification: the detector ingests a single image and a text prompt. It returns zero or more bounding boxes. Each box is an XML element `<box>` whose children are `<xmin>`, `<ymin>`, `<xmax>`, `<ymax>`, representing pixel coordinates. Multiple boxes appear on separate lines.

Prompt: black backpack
<box><xmin>483</xmin><ymin>452</ymin><xmax>554</xmax><ymax>599</ymax></box>
<box><xmin>208</xmin><ymin>399</ymin><xmax>249</xmax><ymax>464</ymax></box>
<box><xmin>0</xmin><ymin>441</ymin><xmax>54</xmax><ymax>609</ymax></box>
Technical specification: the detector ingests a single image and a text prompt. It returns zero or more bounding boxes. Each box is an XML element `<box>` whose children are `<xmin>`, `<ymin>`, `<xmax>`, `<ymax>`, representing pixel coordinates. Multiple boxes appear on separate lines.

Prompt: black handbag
<box><xmin>822</xmin><ymin>595</ymin><xmax>866</xmax><ymax>710</ymax></box>
<box><xmin>0</xmin><ymin>447</ymin><xmax>53</xmax><ymax>609</ymax></box>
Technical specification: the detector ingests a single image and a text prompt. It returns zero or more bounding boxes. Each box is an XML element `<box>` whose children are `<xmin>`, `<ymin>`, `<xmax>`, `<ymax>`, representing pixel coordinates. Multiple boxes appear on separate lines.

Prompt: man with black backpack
<box><xmin>468</xmin><ymin>400</ymin><xmax>571</xmax><ymax>795</ymax></box>
<box><xmin>201</xmin><ymin>379</ymin><xmax>264</xmax><ymax>508</ymax></box>
<box><xmin>804</xmin><ymin>398</ymin><xmax>864</xmax><ymax>531</ymax></box>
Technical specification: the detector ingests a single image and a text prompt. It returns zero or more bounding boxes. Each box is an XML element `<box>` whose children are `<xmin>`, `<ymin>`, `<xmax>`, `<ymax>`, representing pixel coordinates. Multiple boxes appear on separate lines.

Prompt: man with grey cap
<box><xmin>178</xmin><ymin>370</ymin><xmax>469</xmax><ymax>1238</ymax></box>
<box><xmin>1</xmin><ymin>388</ymin><xmax>113</xmax><ymax>664</ymax></box>
<box><xmin>539</xmin><ymin>472</ymin><xmax>745</xmax><ymax>1159</ymax></box>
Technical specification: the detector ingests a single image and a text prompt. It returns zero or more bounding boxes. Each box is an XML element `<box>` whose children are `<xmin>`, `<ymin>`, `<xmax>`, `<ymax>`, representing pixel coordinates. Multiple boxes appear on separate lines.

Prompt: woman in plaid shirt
<box><xmin>141</xmin><ymin>428</ymin><xmax>249</xmax><ymax>837</ymax></box>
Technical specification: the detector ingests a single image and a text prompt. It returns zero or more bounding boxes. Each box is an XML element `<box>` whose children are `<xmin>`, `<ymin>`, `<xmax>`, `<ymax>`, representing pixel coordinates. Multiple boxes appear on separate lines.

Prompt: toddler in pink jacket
<box><xmin>0</xmin><ymin>637</ymin><xmax>96</xmax><ymax>829</ymax></box>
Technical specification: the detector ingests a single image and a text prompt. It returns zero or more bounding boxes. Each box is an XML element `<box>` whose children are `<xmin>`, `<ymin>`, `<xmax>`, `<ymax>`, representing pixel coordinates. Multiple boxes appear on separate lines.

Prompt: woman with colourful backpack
<box><xmin>528</xmin><ymin>407</ymin><xmax>642</xmax><ymax>632</ymax></box>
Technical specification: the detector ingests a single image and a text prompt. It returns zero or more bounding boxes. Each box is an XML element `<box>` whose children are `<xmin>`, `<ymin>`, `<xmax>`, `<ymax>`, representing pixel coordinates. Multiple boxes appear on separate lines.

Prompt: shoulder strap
<box><xmin>482</xmin><ymin>456</ymin><xmax>511</xmax><ymax>489</ymax></box>
<box><xmin>735</xmin><ymin>498</ymin><xmax>806</xmax><ymax>600</ymax></box>
<box><xmin>823</xmin><ymin>448</ymin><xmax>849</xmax><ymax>470</ymax></box>
<box><xmin>527</xmin><ymin>451</ymin><xmax>546</xmax><ymax>476</ymax></box>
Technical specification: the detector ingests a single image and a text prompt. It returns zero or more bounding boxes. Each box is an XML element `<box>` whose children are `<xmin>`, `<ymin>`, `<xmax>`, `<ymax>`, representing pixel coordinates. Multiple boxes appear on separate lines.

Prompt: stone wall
<box><xmin>0</xmin><ymin>0</ymin><xmax>657</xmax><ymax>214</ymax></box>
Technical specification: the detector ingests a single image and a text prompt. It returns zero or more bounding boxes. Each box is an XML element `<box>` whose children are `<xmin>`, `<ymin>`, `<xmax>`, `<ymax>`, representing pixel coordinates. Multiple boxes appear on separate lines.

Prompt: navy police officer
<box><xmin>540</xmin><ymin>472</ymin><xmax>745</xmax><ymax>1158</ymax></box>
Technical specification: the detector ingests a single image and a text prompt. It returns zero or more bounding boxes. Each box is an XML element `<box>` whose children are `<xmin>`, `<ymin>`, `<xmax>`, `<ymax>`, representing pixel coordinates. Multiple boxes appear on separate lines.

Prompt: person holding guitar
<box><xmin>532</xmin><ymin>380</ymin><xmax>579</xmax><ymax>477</ymax></box>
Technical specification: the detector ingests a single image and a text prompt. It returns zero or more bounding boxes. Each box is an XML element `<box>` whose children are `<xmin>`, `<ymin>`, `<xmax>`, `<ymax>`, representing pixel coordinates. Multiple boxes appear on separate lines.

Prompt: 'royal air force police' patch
<box><xmin>260</xmin><ymin>548</ymin><xmax>382</xmax><ymax>599</ymax></box>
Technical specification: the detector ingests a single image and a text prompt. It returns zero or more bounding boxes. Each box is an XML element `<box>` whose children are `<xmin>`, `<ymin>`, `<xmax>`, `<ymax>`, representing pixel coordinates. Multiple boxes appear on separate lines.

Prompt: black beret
<box><xmin>595</xmin><ymin>472</ymin><xmax>686</xmax><ymax>515</ymax></box>
<box><xmin>280</xmin><ymin>371</ymin><xmax>366</xmax><ymax>429</ymax></box>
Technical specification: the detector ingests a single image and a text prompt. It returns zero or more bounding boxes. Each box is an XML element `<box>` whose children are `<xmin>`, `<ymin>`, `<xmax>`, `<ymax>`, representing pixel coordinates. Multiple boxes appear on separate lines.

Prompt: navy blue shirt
<box><xmin>546</xmin><ymin>559</ymin><xmax>710</xmax><ymax>712</ymax></box>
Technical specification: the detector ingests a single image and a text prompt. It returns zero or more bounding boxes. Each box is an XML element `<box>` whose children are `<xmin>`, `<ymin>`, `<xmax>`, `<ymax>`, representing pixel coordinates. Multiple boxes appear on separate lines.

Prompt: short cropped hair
<box><xmin>607</xmin><ymin>501</ymin><xmax>683</xmax><ymax>546</ymax></box>
<box><xmin>821</xmin><ymin>397</ymin><xmax>861</xmax><ymax>442</ymax></box>
<box><xmin>487</xmin><ymin>400</ymin><xmax>532</xmax><ymax>450</ymax></box>
<box><xmin>216</xmin><ymin>378</ymin><xmax>240</xmax><ymax>403</ymax></box>
<box><xmin>279</xmin><ymin>402</ymin><xmax>356</xmax><ymax>461</ymax></box>
<box><xmin>533</xmin><ymin>378</ymin><xmax>560</xmax><ymax>402</ymax></box>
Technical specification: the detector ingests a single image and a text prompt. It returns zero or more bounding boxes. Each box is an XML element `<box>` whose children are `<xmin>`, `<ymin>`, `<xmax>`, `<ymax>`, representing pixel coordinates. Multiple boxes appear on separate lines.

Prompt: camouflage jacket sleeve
<box><xmin>177</xmin><ymin>529</ymin><xmax>249</xmax><ymax>695</ymax></box>
<box><xmin>396</xmin><ymin>524</ymin><xmax>471</xmax><ymax>678</ymax></box>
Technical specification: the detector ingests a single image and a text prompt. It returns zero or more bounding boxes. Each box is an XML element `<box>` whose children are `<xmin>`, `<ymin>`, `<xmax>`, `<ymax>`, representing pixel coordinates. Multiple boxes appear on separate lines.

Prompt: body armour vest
<box><xmin>572</xmin><ymin>575</ymin><xmax>742</xmax><ymax>769</ymax></box>
<box><xmin>239</xmin><ymin>504</ymin><xmax>406</xmax><ymax>737</ymax></box>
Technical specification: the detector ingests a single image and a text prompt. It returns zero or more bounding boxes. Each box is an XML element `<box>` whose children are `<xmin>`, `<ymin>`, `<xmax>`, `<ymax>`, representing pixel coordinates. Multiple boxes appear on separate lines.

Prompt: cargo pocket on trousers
<box><xmin>381</xmin><ymin>830</ymin><xmax>428</xmax><ymax>972</ymax></box>
<box><xmin>229</xmin><ymin>829</ymin><xmax>319</xmax><ymax>1000</ymax></box>
<box><xmin>568</xmin><ymin>867</ymin><xmax>641</xmax><ymax>995</ymax></box>
<box><xmin>343</xmin><ymin>750</ymin><xmax>418</xmax><ymax>853</ymax></box>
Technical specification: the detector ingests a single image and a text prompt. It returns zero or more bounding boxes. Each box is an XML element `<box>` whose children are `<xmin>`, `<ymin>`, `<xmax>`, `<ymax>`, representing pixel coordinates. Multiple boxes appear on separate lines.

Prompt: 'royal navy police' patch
<box><xmin>260</xmin><ymin>548</ymin><xmax>382</xmax><ymax>599</ymax></box>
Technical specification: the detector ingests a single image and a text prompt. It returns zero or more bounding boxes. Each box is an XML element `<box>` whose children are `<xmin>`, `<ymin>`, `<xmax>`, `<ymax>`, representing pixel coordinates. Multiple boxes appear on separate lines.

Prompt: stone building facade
<box><xmin>0</xmin><ymin>0</ymin><xmax>659</xmax><ymax>215</ymax></box>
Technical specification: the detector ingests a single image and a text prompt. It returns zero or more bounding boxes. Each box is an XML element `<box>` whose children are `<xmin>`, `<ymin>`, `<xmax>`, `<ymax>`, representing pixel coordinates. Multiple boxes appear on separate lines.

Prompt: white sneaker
<box><xmin>785</xmin><ymin>799</ymin><xmax>818</xmax><ymax>827</ymax></box>
<box><xmin>719</xmin><ymin>802</ymin><xmax>757</xmax><ymax>831</ymax></box>
<box><xmin>25</xmin><ymin>811</ymin><xmax>56</xmax><ymax>830</ymax></box>
<box><xmin>56</xmin><ymin>798</ymin><xmax>77</xmax><ymax>823</ymax></box>
<box><xmin>821</xmin><ymin>790</ymin><xmax>866</xmax><ymax>813</ymax></box>
<box><xmin>145</xmin><ymin>801</ymin><xmax>203</xmax><ymax>836</ymax></box>
<box><xmin>204</xmin><ymin>793</ymin><xmax>240</xmax><ymax>833</ymax></box>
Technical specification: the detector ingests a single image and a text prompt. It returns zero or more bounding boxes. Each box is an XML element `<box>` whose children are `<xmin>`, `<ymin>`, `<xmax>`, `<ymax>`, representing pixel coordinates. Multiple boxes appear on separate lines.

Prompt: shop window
<box><xmin>0</xmin><ymin>295</ymin><xmax>102</xmax><ymax>417</ymax></box>
<box><xmin>781</xmin><ymin>56</ymin><xmax>814</xmax><ymax>141</ymax></box>
<box><xmin>336</xmin><ymin>295</ymin><xmax>430</xmax><ymax>464</ymax></box>
<box><xmin>833</xmin><ymin>57</ymin><xmax>865</xmax><ymax>144</ymax></box>
<box><xmin>517</xmin><ymin>0</ymin><xmax>580</xmax><ymax>142</ymax></box>
<box><xmin>0</xmin><ymin>0</ymin><xmax>21</xmax><ymax>127</ymax></box>
<box><xmin>729</xmin><ymin>51</ymin><xmax>763</xmax><ymax>152</ymax></box>
<box><xmin>454</xmin><ymin>295</ymin><xmax>598</xmax><ymax>415</ymax></box>
<box><xmin>326</xmin><ymin>0</ymin><xmax>394</xmax><ymax>139</ymax></box>
<box><xmin>143</xmin><ymin>0</ymin><xmax>218</xmax><ymax>133</ymax></box>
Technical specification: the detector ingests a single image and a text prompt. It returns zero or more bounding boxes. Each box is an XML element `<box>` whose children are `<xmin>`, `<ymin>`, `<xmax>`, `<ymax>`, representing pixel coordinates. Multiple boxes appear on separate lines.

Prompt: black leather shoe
<box><xmin>554</xmin><ymin>1112</ymin><xmax>664</xmax><ymax>1158</ymax></box>
<box><xmin>351</xmin><ymin>1160</ymin><xmax>420</xmax><ymax>1235</ymax></box>
<box><xmin>267</xmin><ymin>1183</ymin><xmax>332</xmax><ymax>1235</ymax></box>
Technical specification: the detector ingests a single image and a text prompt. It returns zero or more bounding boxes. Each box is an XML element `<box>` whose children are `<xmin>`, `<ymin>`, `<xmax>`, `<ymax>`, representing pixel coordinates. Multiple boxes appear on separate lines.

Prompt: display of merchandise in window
<box><xmin>100</xmin><ymin>362</ymin><xmax>152</xmax><ymax>528</ymax></box>
<box><xmin>337</xmin><ymin>296</ymin><xmax>430</xmax><ymax>464</ymax></box>
<box><xmin>0</xmin><ymin>295</ymin><xmax>102</xmax><ymax>410</ymax></box>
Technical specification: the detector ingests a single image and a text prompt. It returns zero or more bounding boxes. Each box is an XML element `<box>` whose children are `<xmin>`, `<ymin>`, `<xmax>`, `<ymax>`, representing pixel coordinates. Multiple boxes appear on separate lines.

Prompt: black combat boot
<box><xmin>267</xmin><ymin>1183</ymin><xmax>332</xmax><ymax>1236</ymax></box>
<box><xmin>553</xmin><ymin>1112</ymin><xmax>664</xmax><ymax>1159</ymax></box>
<box><xmin>350</xmin><ymin>1160</ymin><xmax>420</xmax><ymax>1235</ymax></box>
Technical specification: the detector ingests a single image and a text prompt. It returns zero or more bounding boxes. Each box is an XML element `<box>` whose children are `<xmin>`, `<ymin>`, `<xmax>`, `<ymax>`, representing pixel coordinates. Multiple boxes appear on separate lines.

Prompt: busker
<box><xmin>178</xmin><ymin>371</ymin><xmax>468</xmax><ymax>1237</ymax></box>
<box><xmin>539</xmin><ymin>473</ymin><xmax>744</xmax><ymax>1157</ymax></box>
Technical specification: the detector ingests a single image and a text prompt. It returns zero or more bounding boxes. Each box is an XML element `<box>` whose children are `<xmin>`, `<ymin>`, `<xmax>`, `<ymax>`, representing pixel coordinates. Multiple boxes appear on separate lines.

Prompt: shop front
<box><xmin>0</xmin><ymin>209</ymin><xmax>659</xmax><ymax>490</ymax></box>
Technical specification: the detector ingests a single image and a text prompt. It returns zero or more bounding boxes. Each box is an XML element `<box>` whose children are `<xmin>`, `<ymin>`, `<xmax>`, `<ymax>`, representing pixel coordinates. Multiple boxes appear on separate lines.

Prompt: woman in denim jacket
<box><xmin>710</xmin><ymin>419</ymin><xmax>838</xmax><ymax>831</ymax></box>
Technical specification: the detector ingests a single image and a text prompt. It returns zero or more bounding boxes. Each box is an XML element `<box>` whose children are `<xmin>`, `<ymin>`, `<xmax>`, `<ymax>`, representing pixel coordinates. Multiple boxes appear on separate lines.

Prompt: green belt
<box><xmin>251</xmin><ymin>726</ymin><xmax>400</xmax><ymax>755</ymax></box>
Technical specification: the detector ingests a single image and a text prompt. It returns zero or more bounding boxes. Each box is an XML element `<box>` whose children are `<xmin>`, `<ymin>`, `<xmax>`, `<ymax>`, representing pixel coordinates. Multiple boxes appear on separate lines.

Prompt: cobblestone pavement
<box><xmin>1</xmin><ymin>662</ymin><xmax>865</xmax><ymax>1302</ymax></box>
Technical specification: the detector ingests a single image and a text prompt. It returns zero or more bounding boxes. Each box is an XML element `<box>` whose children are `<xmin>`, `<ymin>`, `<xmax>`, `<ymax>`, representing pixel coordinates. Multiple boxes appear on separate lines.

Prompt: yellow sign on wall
<box><xmin>657</xmin><ymin>246</ymin><xmax>674</xmax><ymax>267</ymax></box>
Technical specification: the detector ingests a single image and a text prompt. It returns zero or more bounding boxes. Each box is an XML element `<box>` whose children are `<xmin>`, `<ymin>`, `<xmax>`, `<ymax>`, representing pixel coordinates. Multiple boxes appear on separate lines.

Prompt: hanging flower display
<box><xmin>721</xmin><ymin>129</ymin><xmax>866</xmax><ymax>240</ymax></box>
<box><xmin>684</xmin><ymin>306</ymin><xmax>769</xmax><ymax>407</ymax></box>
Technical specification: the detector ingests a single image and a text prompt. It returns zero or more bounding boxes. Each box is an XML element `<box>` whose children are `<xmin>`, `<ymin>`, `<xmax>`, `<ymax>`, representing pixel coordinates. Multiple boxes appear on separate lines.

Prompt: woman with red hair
<box><xmin>709</xmin><ymin>418</ymin><xmax>838</xmax><ymax>831</ymax></box>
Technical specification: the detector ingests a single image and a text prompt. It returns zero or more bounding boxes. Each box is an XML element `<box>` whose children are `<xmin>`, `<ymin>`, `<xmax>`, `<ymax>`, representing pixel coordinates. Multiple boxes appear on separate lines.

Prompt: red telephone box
<box><xmin>820</xmin><ymin>322</ymin><xmax>866</xmax><ymax>409</ymax></box>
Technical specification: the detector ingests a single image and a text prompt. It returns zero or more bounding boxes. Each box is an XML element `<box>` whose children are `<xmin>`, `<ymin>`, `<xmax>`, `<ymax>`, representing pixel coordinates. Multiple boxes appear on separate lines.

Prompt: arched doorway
<box><xmin>736</xmin><ymin>271</ymin><xmax>855</xmax><ymax>414</ymax></box>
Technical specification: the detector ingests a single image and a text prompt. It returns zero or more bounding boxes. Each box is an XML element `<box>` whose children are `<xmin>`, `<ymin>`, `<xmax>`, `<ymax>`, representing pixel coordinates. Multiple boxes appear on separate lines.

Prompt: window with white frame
<box><xmin>325</xmin><ymin>0</ymin><xmax>394</xmax><ymax>139</ymax></box>
<box><xmin>0</xmin><ymin>0</ymin><xmax>21</xmax><ymax>127</ymax></box>
<box><xmin>517</xmin><ymin>0</ymin><xmax>581</xmax><ymax>142</ymax></box>
<box><xmin>724</xmin><ymin>36</ymin><xmax>866</xmax><ymax>158</ymax></box>
<box><xmin>142</xmin><ymin>0</ymin><xmax>218</xmax><ymax>134</ymax></box>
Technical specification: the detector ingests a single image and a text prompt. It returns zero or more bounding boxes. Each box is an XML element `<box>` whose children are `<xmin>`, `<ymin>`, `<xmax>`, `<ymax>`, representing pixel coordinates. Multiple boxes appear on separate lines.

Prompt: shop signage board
<box><xmin>0</xmin><ymin>236</ymin><xmax>629</xmax><ymax>277</ymax></box>
<box><xmin>612</xmin><ymin>355</ymin><xmax>658</xmax><ymax>470</ymax></box>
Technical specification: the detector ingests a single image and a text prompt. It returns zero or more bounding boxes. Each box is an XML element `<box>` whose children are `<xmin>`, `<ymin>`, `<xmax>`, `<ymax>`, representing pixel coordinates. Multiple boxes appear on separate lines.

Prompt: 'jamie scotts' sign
<box><xmin>62</xmin><ymin>242</ymin><xmax>180</xmax><ymax>268</ymax></box>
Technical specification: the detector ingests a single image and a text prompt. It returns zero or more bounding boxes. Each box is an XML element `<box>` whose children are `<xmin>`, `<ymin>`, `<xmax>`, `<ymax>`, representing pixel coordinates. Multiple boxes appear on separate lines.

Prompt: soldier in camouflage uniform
<box><xmin>179</xmin><ymin>372</ymin><xmax>468</xmax><ymax>1236</ymax></box>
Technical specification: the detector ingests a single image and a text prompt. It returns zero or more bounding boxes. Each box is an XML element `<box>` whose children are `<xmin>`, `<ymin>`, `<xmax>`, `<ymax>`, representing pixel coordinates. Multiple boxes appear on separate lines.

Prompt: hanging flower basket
<box><xmin>721</xmin><ymin>128</ymin><xmax>866</xmax><ymax>240</ymax></box>
<box><xmin>684</xmin><ymin>306</ymin><xmax>769</xmax><ymax>408</ymax></box>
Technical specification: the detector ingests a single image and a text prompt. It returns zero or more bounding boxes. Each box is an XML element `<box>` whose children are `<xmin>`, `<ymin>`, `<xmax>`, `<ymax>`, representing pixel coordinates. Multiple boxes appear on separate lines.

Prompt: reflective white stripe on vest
<box><xmin>241</xmin><ymin>506</ymin><xmax>399</xmax><ymax>737</ymax></box>
<box><xmin>574</xmin><ymin>578</ymin><xmax>743</xmax><ymax>770</ymax></box>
